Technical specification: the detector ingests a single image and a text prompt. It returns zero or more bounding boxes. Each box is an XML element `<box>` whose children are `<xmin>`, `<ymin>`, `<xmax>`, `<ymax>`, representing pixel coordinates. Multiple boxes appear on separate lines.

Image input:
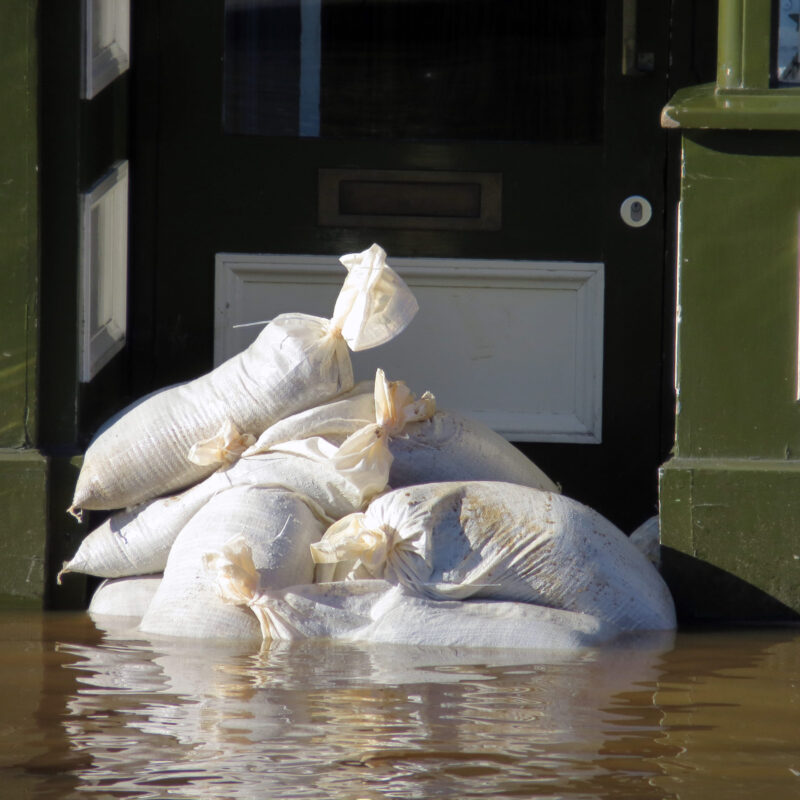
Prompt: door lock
<box><xmin>620</xmin><ymin>195</ymin><xmax>652</xmax><ymax>228</ymax></box>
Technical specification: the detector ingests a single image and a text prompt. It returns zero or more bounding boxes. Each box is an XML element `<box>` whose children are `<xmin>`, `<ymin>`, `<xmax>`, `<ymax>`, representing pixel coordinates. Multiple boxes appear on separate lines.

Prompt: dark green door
<box><xmin>130</xmin><ymin>0</ymin><xmax>674</xmax><ymax>531</ymax></box>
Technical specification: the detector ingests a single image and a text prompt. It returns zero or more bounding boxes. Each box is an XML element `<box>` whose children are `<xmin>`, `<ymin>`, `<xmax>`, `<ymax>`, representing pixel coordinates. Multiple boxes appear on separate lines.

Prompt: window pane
<box><xmin>223</xmin><ymin>0</ymin><xmax>605</xmax><ymax>143</ymax></box>
<box><xmin>776</xmin><ymin>0</ymin><xmax>800</xmax><ymax>84</ymax></box>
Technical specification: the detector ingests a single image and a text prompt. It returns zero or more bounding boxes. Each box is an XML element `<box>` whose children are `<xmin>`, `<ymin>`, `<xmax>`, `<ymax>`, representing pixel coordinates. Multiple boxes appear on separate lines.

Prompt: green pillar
<box><xmin>660</xmin><ymin>0</ymin><xmax>800</xmax><ymax>621</ymax></box>
<box><xmin>0</xmin><ymin>1</ymin><xmax>49</xmax><ymax>607</ymax></box>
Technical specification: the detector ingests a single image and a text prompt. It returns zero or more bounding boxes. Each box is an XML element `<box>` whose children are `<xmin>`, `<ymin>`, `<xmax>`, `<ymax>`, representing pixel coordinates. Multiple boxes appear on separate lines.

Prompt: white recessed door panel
<box><xmin>215</xmin><ymin>253</ymin><xmax>604</xmax><ymax>443</ymax></box>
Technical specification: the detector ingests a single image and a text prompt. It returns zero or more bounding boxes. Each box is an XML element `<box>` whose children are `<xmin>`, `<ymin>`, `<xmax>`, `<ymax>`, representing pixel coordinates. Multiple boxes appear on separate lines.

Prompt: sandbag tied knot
<box><xmin>321</xmin><ymin>369</ymin><xmax>436</xmax><ymax>502</ymax></box>
<box><xmin>373</xmin><ymin>367</ymin><xmax>436</xmax><ymax>437</ymax></box>
<box><xmin>311</xmin><ymin>512</ymin><xmax>407</xmax><ymax>578</ymax></box>
<box><xmin>202</xmin><ymin>535</ymin><xmax>292</xmax><ymax>642</ymax></box>
<box><xmin>202</xmin><ymin>535</ymin><xmax>261</xmax><ymax>607</ymax></box>
<box><xmin>187</xmin><ymin>420</ymin><xmax>257</xmax><ymax>468</ymax></box>
<box><xmin>321</xmin><ymin>318</ymin><xmax>344</xmax><ymax>342</ymax></box>
<box><xmin>329</xmin><ymin>243</ymin><xmax>418</xmax><ymax>352</ymax></box>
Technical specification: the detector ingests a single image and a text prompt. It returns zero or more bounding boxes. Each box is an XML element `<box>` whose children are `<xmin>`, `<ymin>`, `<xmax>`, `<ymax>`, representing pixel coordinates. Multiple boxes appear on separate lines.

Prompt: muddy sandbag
<box><xmin>58</xmin><ymin>373</ymin><xmax>434</xmax><ymax>581</ymax></box>
<box><xmin>248</xmin><ymin>380</ymin><xmax>559</xmax><ymax>494</ymax></box>
<box><xmin>311</xmin><ymin>481</ymin><xmax>676</xmax><ymax>632</ymax></box>
<box><xmin>204</xmin><ymin>536</ymin><xmax>623</xmax><ymax>649</ymax></box>
<box><xmin>88</xmin><ymin>574</ymin><xmax>163</xmax><ymax>619</ymax></box>
<box><xmin>138</xmin><ymin>486</ymin><xmax>326</xmax><ymax>640</ymax></box>
<box><xmin>69</xmin><ymin>244</ymin><xmax>418</xmax><ymax>515</ymax></box>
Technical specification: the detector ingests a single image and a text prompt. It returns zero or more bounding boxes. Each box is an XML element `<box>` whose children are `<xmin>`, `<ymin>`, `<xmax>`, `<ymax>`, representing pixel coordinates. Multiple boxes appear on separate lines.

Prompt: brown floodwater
<box><xmin>1</xmin><ymin>610</ymin><xmax>799</xmax><ymax>799</ymax></box>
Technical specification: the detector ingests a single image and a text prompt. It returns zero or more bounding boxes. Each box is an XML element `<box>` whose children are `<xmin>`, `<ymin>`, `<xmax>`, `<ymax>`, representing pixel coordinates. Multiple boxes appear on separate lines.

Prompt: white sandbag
<box><xmin>248</xmin><ymin>380</ymin><xmax>559</xmax><ymax>494</ymax></box>
<box><xmin>69</xmin><ymin>244</ymin><xmax>418</xmax><ymax>515</ymax></box>
<box><xmin>204</xmin><ymin>536</ymin><xmax>623</xmax><ymax>650</ymax></box>
<box><xmin>139</xmin><ymin>486</ymin><xmax>325</xmax><ymax>639</ymax></box>
<box><xmin>311</xmin><ymin>481</ymin><xmax>677</xmax><ymax>632</ymax></box>
<box><xmin>265</xmin><ymin>368</ymin><xmax>436</xmax><ymax>501</ymax></box>
<box><xmin>391</xmin><ymin>411</ymin><xmax>559</xmax><ymax>492</ymax></box>
<box><xmin>246</xmin><ymin>381</ymin><xmax>376</xmax><ymax>452</ymax></box>
<box><xmin>88</xmin><ymin>574</ymin><xmax>162</xmax><ymax>619</ymax></box>
<box><xmin>58</xmin><ymin>372</ymin><xmax>433</xmax><ymax>581</ymax></box>
<box><xmin>360</xmin><ymin>593</ymin><xmax>623</xmax><ymax>649</ymax></box>
<box><xmin>630</xmin><ymin>515</ymin><xmax>661</xmax><ymax>567</ymax></box>
<box><xmin>59</xmin><ymin>449</ymin><xmax>367</xmax><ymax>580</ymax></box>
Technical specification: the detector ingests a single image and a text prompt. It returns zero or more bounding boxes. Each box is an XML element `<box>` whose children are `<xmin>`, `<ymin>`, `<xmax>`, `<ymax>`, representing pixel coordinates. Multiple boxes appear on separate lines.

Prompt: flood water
<box><xmin>2</xmin><ymin>611</ymin><xmax>799</xmax><ymax>799</ymax></box>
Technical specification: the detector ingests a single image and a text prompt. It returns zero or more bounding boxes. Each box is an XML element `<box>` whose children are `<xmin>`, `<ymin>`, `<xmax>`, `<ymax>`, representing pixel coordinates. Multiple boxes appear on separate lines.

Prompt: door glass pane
<box><xmin>223</xmin><ymin>0</ymin><xmax>605</xmax><ymax>143</ymax></box>
<box><xmin>776</xmin><ymin>0</ymin><xmax>800</xmax><ymax>84</ymax></box>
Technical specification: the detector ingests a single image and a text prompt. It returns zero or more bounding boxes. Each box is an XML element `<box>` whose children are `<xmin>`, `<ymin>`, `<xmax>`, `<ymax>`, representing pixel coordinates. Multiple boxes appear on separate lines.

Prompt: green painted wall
<box><xmin>660</xmin><ymin>129</ymin><xmax>800</xmax><ymax>621</ymax></box>
<box><xmin>660</xmin><ymin>1</ymin><xmax>800</xmax><ymax>622</ymax></box>
<box><xmin>0</xmin><ymin>454</ymin><xmax>46</xmax><ymax>607</ymax></box>
<box><xmin>0</xmin><ymin>0</ymin><xmax>49</xmax><ymax>607</ymax></box>
<box><xmin>675</xmin><ymin>133</ymin><xmax>800</xmax><ymax>460</ymax></box>
<box><xmin>0</xmin><ymin>0</ymin><xmax>39</xmax><ymax>449</ymax></box>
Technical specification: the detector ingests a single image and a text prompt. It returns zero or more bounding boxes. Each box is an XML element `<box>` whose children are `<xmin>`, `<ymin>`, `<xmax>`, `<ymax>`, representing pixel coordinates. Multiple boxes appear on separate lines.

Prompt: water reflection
<box><xmin>55</xmin><ymin>617</ymin><xmax>678</xmax><ymax>799</ymax></box>
<box><xmin>2</xmin><ymin>612</ymin><xmax>800</xmax><ymax>799</ymax></box>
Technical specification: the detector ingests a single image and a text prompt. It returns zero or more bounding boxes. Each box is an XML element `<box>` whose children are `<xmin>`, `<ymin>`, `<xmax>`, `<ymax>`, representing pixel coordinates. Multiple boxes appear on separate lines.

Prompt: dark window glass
<box><xmin>223</xmin><ymin>0</ymin><xmax>605</xmax><ymax>143</ymax></box>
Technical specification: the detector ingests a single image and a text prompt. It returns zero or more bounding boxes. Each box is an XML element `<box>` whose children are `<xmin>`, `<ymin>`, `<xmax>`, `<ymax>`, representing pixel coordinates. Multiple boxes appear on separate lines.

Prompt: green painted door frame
<box><xmin>660</xmin><ymin>0</ymin><xmax>800</xmax><ymax>621</ymax></box>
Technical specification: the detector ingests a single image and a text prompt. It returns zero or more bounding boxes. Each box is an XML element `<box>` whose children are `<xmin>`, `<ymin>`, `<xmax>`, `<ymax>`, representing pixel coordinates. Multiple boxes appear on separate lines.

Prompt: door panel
<box><xmin>215</xmin><ymin>252</ymin><xmax>605</xmax><ymax>443</ymax></box>
<box><xmin>131</xmin><ymin>0</ymin><xmax>671</xmax><ymax>530</ymax></box>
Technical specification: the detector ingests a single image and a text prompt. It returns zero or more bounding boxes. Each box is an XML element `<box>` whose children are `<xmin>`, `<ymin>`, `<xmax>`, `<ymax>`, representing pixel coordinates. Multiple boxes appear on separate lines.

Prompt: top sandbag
<box><xmin>69</xmin><ymin>244</ymin><xmax>417</xmax><ymax>514</ymax></box>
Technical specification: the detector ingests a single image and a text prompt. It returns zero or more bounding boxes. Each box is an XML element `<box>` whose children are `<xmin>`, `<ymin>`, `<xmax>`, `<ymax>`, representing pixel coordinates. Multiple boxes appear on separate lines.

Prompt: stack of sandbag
<box><xmin>65</xmin><ymin>240</ymin><xmax>674</xmax><ymax>650</ymax></box>
<box><xmin>68</xmin><ymin>243</ymin><xmax>418</xmax><ymax>518</ymax></box>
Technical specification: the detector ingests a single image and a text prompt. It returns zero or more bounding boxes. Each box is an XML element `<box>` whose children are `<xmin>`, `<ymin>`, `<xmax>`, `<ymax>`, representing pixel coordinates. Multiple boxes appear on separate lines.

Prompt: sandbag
<box><xmin>88</xmin><ymin>574</ymin><xmax>162</xmax><ymax>619</ymax></box>
<box><xmin>69</xmin><ymin>244</ymin><xmax>418</xmax><ymax>515</ymax></box>
<box><xmin>59</xmin><ymin>450</ymin><xmax>367</xmax><ymax>580</ymax></box>
<box><xmin>265</xmin><ymin>368</ymin><xmax>436</xmax><ymax>501</ymax></box>
<box><xmin>138</xmin><ymin>486</ymin><xmax>325</xmax><ymax>639</ymax></box>
<box><xmin>58</xmin><ymin>372</ymin><xmax>435</xmax><ymax>581</ymax></box>
<box><xmin>311</xmin><ymin>481</ymin><xmax>677</xmax><ymax>632</ymax></box>
<box><xmin>248</xmin><ymin>381</ymin><xmax>559</xmax><ymax>494</ymax></box>
<box><xmin>630</xmin><ymin>515</ymin><xmax>661</xmax><ymax>567</ymax></box>
<box><xmin>390</xmin><ymin>411</ymin><xmax>558</xmax><ymax>492</ymax></box>
<box><xmin>246</xmin><ymin>381</ymin><xmax>376</xmax><ymax>452</ymax></box>
<box><xmin>204</xmin><ymin>536</ymin><xmax>624</xmax><ymax>649</ymax></box>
